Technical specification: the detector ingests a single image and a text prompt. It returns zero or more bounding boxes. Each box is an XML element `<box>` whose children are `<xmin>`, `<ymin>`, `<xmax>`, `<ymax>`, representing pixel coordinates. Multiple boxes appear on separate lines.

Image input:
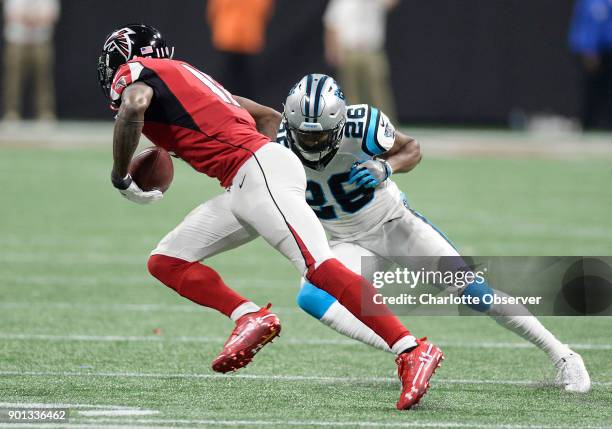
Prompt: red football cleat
<box><xmin>212</xmin><ymin>303</ymin><xmax>281</xmax><ymax>373</ymax></box>
<box><xmin>395</xmin><ymin>337</ymin><xmax>444</xmax><ymax>410</ymax></box>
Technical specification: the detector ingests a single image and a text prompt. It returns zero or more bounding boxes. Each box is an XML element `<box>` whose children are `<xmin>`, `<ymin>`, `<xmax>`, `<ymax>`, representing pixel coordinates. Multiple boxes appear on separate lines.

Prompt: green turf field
<box><xmin>1</xmin><ymin>141</ymin><xmax>611</xmax><ymax>428</ymax></box>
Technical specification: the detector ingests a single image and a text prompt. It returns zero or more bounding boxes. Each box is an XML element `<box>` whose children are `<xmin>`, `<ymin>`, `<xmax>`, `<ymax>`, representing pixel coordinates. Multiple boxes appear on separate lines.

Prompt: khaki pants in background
<box><xmin>338</xmin><ymin>49</ymin><xmax>397</xmax><ymax>123</ymax></box>
<box><xmin>2</xmin><ymin>41</ymin><xmax>56</xmax><ymax>120</ymax></box>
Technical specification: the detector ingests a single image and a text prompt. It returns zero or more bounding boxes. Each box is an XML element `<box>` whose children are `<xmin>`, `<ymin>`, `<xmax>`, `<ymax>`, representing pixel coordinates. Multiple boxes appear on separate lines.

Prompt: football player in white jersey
<box><xmin>278</xmin><ymin>74</ymin><xmax>591</xmax><ymax>393</ymax></box>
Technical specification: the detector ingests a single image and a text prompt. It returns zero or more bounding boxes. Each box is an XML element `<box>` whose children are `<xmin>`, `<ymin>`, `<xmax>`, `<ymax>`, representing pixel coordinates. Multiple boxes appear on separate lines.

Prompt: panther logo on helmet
<box><xmin>334</xmin><ymin>87</ymin><xmax>345</xmax><ymax>101</ymax></box>
<box><xmin>103</xmin><ymin>28</ymin><xmax>137</xmax><ymax>62</ymax></box>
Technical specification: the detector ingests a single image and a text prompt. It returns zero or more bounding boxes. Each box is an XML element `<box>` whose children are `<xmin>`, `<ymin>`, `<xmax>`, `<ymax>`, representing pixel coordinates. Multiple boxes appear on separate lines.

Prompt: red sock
<box><xmin>308</xmin><ymin>258</ymin><xmax>411</xmax><ymax>348</ymax></box>
<box><xmin>148</xmin><ymin>254</ymin><xmax>247</xmax><ymax>318</ymax></box>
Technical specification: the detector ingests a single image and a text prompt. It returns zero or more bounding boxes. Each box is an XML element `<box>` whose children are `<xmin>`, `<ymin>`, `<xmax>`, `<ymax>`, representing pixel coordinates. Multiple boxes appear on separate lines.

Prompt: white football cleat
<box><xmin>555</xmin><ymin>351</ymin><xmax>591</xmax><ymax>393</ymax></box>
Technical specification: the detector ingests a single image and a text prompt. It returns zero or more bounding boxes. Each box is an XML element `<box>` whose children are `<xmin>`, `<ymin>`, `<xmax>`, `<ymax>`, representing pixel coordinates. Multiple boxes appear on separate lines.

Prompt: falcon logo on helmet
<box><xmin>97</xmin><ymin>24</ymin><xmax>174</xmax><ymax>100</ymax></box>
<box><xmin>103</xmin><ymin>28</ymin><xmax>137</xmax><ymax>62</ymax></box>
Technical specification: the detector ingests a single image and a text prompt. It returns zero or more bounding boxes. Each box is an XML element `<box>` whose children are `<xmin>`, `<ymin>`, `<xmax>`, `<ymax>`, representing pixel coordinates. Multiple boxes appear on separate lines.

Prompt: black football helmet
<box><xmin>97</xmin><ymin>23</ymin><xmax>174</xmax><ymax>98</ymax></box>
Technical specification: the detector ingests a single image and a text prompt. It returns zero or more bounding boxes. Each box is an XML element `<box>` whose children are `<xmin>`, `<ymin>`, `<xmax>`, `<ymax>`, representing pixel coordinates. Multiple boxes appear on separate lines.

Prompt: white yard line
<box><xmin>0</xmin><ymin>277</ymin><xmax>152</xmax><ymax>288</ymax></box>
<box><xmin>0</xmin><ymin>253</ymin><xmax>144</xmax><ymax>265</ymax></box>
<box><xmin>0</xmin><ymin>403</ymin><xmax>132</xmax><ymax>410</ymax></box>
<box><xmin>77</xmin><ymin>411</ymin><xmax>159</xmax><ymax>417</ymax></box>
<box><xmin>0</xmin><ymin>418</ymin><xmax>610</xmax><ymax>429</ymax></box>
<box><xmin>0</xmin><ymin>332</ymin><xmax>610</xmax><ymax>351</ymax></box>
<box><xmin>0</xmin><ymin>333</ymin><xmax>370</xmax><ymax>346</ymax></box>
<box><xmin>0</xmin><ymin>276</ymin><xmax>287</xmax><ymax>289</ymax></box>
<box><xmin>0</xmin><ymin>403</ymin><xmax>159</xmax><ymax>419</ymax></box>
<box><xmin>0</xmin><ymin>370</ymin><xmax>610</xmax><ymax>388</ymax></box>
<box><xmin>0</xmin><ymin>370</ymin><xmax>393</xmax><ymax>384</ymax></box>
<box><xmin>0</xmin><ymin>302</ymin><xmax>298</xmax><ymax>314</ymax></box>
<box><xmin>82</xmin><ymin>418</ymin><xmax>612</xmax><ymax>429</ymax></box>
<box><xmin>0</xmin><ymin>425</ymin><xmax>194</xmax><ymax>429</ymax></box>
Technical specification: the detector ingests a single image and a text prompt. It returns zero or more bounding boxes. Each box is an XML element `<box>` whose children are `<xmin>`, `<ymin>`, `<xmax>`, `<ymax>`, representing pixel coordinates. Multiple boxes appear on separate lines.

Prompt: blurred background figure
<box><xmin>324</xmin><ymin>0</ymin><xmax>398</xmax><ymax>121</ymax></box>
<box><xmin>206</xmin><ymin>0</ymin><xmax>274</xmax><ymax>99</ymax></box>
<box><xmin>569</xmin><ymin>0</ymin><xmax>612</xmax><ymax>130</ymax></box>
<box><xmin>2</xmin><ymin>0</ymin><xmax>60</xmax><ymax>123</ymax></box>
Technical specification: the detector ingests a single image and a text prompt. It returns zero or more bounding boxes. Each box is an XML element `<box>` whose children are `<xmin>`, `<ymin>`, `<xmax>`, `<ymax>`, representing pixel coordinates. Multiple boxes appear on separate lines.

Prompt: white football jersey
<box><xmin>277</xmin><ymin>104</ymin><xmax>407</xmax><ymax>240</ymax></box>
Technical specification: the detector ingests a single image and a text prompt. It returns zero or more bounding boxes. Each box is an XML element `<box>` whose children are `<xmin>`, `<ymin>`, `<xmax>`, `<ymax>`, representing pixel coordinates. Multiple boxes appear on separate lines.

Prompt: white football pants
<box><xmin>152</xmin><ymin>143</ymin><xmax>333</xmax><ymax>276</ymax></box>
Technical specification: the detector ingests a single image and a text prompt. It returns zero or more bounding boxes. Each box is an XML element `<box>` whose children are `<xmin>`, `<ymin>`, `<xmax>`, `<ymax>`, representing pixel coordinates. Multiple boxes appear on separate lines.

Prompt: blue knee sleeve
<box><xmin>296</xmin><ymin>282</ymin><xmax>337</xmax><ymax>320</ymax></box>
<box><xmin>462</xmin><ymin>281</ymin><xmax>493</xmax><ymax>312</ymax></box>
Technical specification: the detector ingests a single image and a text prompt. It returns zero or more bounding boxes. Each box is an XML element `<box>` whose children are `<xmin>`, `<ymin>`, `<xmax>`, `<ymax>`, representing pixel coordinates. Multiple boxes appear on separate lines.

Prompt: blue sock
<box><xmin>462</xmin><ymin>281</ymin><xmax>494</xmax><ymax>312</ymax></box>
<box><xmin>296</xmin><ymin>282</ymin><xmax>337</xmax><ymax>320</ymax></box>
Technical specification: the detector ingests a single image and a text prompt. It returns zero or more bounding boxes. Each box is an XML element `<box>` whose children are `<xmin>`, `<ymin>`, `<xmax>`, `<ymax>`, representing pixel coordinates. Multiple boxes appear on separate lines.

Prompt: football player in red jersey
<box><xmin>97</xmin><ymin>23</ymin><xmax>443</xmax><ymax>409</ymax></box>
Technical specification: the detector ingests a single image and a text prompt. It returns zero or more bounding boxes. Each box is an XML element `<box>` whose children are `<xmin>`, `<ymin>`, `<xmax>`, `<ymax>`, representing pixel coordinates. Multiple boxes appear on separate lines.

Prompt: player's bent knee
<box><xmin>461</xmin><ymin>281</ymin><xmax>493</xmax><ymax>313</ymax></box>
<box><xmin>147</xmin><ymin>254</ymin><xmax>190</xmax><ymax>286</ymax></box>
<box><xmin>296</xmin><ymin>282</ymin><xmax>337</xmax><ymax>320</ymax></box>
<box><xmin>147</xmin><ymin>254</ymin><xmax>169</xmax><ymax>280</ymax></box>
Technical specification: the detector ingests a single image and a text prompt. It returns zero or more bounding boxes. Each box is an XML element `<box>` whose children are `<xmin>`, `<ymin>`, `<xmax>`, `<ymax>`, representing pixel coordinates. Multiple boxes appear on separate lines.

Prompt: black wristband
<box><xmin>111</xmin><ymin>173</ymin><xmax>133</xmax><ymax>190</ymax></box>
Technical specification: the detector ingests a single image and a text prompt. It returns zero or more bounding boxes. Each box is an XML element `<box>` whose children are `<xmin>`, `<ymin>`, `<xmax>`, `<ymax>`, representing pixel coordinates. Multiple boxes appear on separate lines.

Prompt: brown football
<box><xmin>128</xmin><ymin>147</ymin><xmax>174</xmax><ymax>193</ymax></box>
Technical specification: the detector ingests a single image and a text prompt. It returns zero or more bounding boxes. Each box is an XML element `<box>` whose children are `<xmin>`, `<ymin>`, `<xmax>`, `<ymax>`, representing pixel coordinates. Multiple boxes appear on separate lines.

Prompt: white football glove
<box><xmin>114</xmin><ymin>175</ymin><xmax>163</xmax><ymax>205</ymax></box>
<box><xmin>348</xmin><ymin>159</ymin><xmax>393</xmax><ymax>189</ymax></box>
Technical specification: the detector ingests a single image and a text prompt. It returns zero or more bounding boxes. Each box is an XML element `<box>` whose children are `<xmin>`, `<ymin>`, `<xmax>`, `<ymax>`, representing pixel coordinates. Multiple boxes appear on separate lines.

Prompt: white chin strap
<box><xmin>299</xmin><ymin>147</ymin><xmax>333</xmax><ymax>162</ymax></box>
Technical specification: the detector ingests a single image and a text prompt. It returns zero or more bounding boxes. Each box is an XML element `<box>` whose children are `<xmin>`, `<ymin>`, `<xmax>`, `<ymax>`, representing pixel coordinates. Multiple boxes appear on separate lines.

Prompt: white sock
<box><xmin>318</xmin><ymin>301</ymin><xmax>417</xmax><ymax>355</ymax></box>
<box><xmin>230</xmin><ymin>301</ymin><xmax>260</xmax><ymax>322</ymax></box>
<box><xmin>391</xmin><ymin>335</ymin><xmax>419</xmax><ymax>355</ymax></box>
<box><xmin>321</xmin><ymin>302</ymin><xmax>393</xmax><ymax>353</ymax></box>
<box><xmin>487</xmin><ymin>290</ymin><xmax>571</xmax><ymax>363</ymax></box>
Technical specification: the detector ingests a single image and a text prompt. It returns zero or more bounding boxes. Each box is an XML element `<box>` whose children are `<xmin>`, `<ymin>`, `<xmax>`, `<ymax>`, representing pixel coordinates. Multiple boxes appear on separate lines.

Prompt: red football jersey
<box><xmin>110</xmin><ymin>57</ymin><xmax>269</xmax><ymax>187</ymax></box>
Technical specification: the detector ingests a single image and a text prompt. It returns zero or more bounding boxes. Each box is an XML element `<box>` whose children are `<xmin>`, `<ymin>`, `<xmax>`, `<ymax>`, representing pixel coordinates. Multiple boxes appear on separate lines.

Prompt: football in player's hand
<box><xmin>128</xmin><ymin>147</ymin><xmax>174</xmax><ymax>193</ymax></box>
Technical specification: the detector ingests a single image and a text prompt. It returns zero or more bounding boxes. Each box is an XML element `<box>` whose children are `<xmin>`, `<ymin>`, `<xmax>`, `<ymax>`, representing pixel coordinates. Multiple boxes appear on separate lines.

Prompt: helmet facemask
<box><xmin>97</xmin><ymin>52</ymin><xmax>118</xmax><ymax>98</ymax></box>
<box><xmin>287</xmin><ymin>119</ymin><xmax>345</xmax><ymax>167</ymax></box>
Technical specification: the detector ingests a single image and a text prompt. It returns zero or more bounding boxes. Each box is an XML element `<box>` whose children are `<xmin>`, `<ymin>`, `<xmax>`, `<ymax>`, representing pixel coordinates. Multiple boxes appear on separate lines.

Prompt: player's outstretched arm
<box><xmin>110</xmin><ymin>82</ymin><xmax>162</xmax><ymax>205</ymax></box>
<box><xmin>111</xmin><ymin>82</ymin><xmax>154</xmax><ymax>186</ymax></box>
<box><xmin>379</xmin><ymin>131</ymin><xmax>422</xmax><ymax>174</ymax></box>
<box><xmin>235</xmin><ymin>96</ymin><xmax>282</xmax><ymax>141</ymax></box>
